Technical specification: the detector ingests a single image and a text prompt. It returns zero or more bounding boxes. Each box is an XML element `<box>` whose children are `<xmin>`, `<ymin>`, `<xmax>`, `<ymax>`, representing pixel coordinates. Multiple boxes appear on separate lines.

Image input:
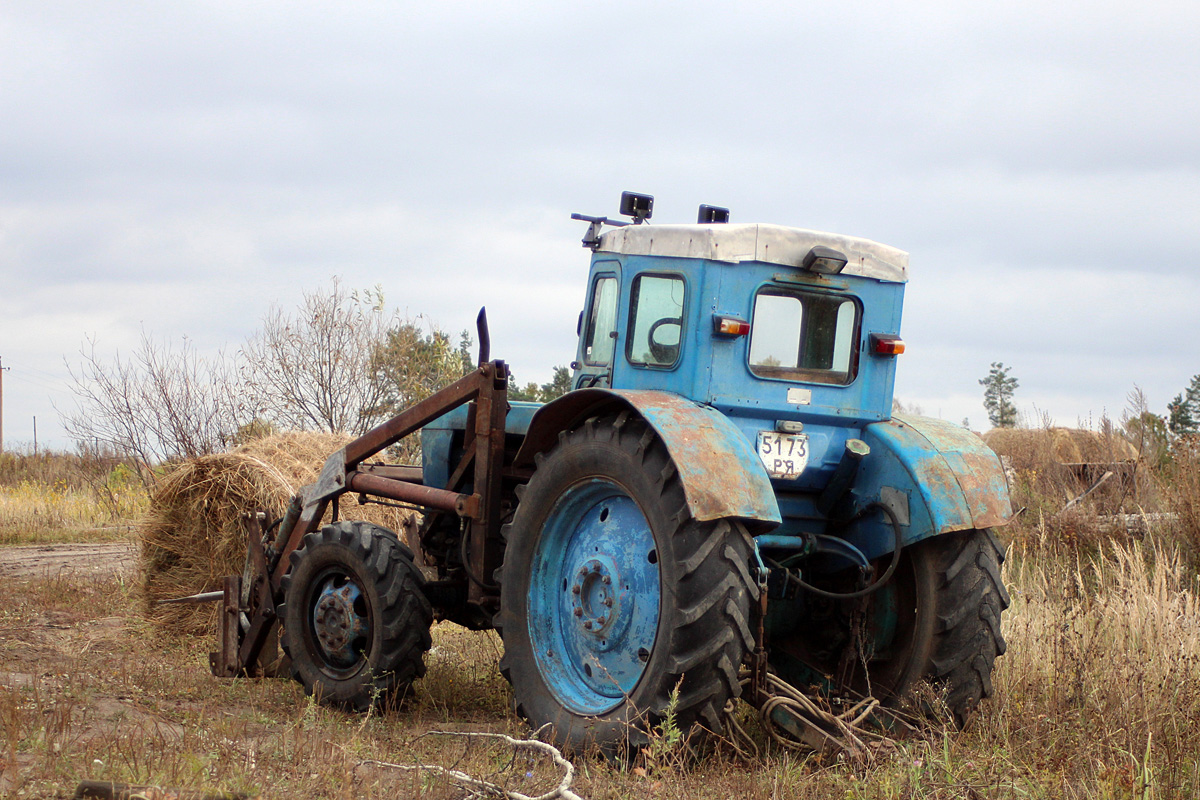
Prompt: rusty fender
<box><xmin>853</xmin><ymin>414</ymin><xmax>1014</xmax><ymax>555</ymax></box>
<box><xmin>514</xmin><ymin>388</ymin><xmax>781</xmax><ymax>532</ymax></box>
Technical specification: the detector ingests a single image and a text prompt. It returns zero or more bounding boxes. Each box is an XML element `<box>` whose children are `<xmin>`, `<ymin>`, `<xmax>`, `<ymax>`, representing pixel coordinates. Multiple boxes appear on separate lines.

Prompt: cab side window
<box><xmin>583</xmin><ymin>276</ymin><xmax>619</xmax><ymax>366</ymax></box>
<box><xmin>627</xmin><ymin>274</ymin><xmax>685</xmax><ymax>367</ymax></box>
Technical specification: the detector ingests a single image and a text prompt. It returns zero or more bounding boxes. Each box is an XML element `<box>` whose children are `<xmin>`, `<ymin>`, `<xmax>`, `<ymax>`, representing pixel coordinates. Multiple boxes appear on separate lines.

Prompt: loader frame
<box><xmin>212</xmin><ymin>355</ymin><xmax>512</xmax><ymax>677</ymax></box>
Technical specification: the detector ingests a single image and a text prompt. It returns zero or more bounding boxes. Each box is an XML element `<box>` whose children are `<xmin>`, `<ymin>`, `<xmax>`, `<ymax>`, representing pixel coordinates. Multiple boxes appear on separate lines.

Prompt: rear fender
<box><xmin>846</xmin><ymin>414</ymin><xmax>1013</xmax><ymax>558</ymax></box>
<box><xmin>515</xmin><ymin>389</ymin><xmax>782</xmax><ymax>532</ymax></box>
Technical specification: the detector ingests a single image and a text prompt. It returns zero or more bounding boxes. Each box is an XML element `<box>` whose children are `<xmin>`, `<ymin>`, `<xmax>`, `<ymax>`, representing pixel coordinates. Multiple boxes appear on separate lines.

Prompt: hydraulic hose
<box><xmin>784</xmin><ymin>501</ymin><xmax>904</xmax><ymax>600</ymax></box>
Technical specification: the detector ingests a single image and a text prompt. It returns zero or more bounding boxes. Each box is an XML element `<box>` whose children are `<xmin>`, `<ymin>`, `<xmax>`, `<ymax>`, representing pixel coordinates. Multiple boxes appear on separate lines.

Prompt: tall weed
<box><xmin>996</xmin><ymin>538</ymin><xmax>1200</xmax><ymax>796</ymax></box>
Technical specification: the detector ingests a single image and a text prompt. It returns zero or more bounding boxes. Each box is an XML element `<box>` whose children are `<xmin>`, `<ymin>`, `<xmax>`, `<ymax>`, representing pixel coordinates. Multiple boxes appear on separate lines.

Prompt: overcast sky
<box><xmin>2</xmin><ymin>1</ymin><xmax>1198</xmax><ymax>450</ymax></box>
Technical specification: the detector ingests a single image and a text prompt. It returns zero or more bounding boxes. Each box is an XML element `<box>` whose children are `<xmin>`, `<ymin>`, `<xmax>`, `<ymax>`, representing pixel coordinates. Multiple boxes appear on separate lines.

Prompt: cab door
<box><xmin>572</xmin><ymin>264</ymin><xmax>621</xmax><ymax>389</ymax></box>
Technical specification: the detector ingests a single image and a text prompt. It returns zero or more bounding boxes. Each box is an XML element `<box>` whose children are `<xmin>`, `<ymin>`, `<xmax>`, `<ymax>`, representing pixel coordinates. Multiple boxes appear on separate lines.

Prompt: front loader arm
<box><xmin>212</xmin><ymin>359</ymin><xmax>510</xmax><ymax>678</ymax></box>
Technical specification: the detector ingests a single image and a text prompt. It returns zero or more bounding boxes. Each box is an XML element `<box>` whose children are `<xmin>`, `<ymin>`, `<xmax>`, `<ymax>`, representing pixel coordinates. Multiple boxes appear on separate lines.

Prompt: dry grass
<box><xmin>0</xmin><ymin>450</ymin><xmax>146</xmax><ymax>544</ymax></box>
<box><xmin>138</xmin><ymin>432</ymin><xmax>412</xmax><ymax>633</ymax></box>
<box><xmin>983</xmin><ymin>538</ymin><xmax>1200</xmax><ymax>797</ymax></box>
<box><xmin>0</xmin><ymin>482</ymin><xmax>117</xmax><ymax>541</ymax></box>
<box><xmin>4</xmin><ymin>429</ymin><xmax>1200</xmax><ymax>797</ymax></box>
<box><xmin>4</xmin><ymin>525</ymin><xmax>1200</xmax><ymax>799</ymax></box>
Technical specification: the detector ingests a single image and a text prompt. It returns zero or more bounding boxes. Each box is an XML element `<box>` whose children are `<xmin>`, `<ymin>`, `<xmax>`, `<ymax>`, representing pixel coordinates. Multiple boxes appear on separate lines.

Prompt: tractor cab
<box><xmin>571</xmin><ymin>193</ymin><xmax>909</xmax><ymax>498</ymax></box>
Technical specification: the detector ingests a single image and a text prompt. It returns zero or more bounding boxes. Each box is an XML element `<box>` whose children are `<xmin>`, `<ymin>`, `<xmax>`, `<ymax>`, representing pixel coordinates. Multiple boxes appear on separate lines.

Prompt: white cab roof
<box><xmin>597</xmin><ymin>223</ymin><xmax>908</xmax><ymax>283</ymax></box>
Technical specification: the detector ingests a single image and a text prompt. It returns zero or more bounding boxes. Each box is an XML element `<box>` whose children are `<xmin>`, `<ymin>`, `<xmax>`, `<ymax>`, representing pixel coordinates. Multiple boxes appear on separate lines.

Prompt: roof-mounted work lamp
<box><xmin>698</xmin><ymin>204</ymin><xmax>730</xmax><ymax>224</ymax></box>
<box><xmin>802</xmin><ymin>245</ymin><xmax>848</xmax><ymax>275</ymax></box>
<box><xmin>619</xmin><ymin>191</ymin><xmax>654</xmax><ymax>224</ymax></box>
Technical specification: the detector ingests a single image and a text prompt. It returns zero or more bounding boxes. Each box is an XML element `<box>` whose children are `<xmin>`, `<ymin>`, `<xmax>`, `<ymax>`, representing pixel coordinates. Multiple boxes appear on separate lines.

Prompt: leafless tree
<box><xmin>63</xmin><ymin>279</ymin><xmax>476</xmax><ymax>478</ymax></box>
<box><xmin>62</xmin><ymin>331</ymin><xmax>244</xmax><ymax>487</ymax></box>
<box><xmin>240</xmin><ymin>280</ymin><xmax>394</xmax><ymax>435</ymax></box>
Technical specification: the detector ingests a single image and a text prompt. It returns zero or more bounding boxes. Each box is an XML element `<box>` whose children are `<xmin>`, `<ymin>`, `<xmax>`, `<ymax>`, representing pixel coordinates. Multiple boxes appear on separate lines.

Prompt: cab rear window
<box><xmin>748</xmin><ymin>289</ymin><xmax>859</xmax><ymax>384</ymax></box>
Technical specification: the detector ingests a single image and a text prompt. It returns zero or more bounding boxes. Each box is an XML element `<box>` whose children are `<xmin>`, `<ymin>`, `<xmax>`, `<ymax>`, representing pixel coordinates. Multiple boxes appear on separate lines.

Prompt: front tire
<box><xmin>495</xmin><ymin>412</ymin><xmax>758</xmax><ymax>752</ymax></box>
<box><xmin>280</xmin><ymin>520</ymin><xmax>433</xmax><ymax>711</ymax></box>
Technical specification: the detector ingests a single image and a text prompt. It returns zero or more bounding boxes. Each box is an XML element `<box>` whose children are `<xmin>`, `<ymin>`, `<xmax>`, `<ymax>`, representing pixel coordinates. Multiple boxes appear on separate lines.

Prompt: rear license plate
<box><xmin>757</xmin><ymin>431</ymin><xmax>809</xmax><ymax>479</ymax></box>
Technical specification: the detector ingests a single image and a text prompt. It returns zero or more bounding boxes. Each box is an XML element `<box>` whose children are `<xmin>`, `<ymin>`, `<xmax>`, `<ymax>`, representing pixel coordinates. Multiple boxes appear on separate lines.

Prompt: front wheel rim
<box><xmin>527</xmin><ymin>479</ymin><xmax>661</xmax><ymax>715</ymax></box>
<box><xmin>307</xmin><ymin>566</ymin><xmax>372</xmax><ymax>678</ymax></box>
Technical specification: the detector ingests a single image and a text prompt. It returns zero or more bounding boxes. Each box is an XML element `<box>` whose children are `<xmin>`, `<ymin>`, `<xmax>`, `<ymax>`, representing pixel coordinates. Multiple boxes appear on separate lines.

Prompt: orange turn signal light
<box><xmin>713</xmin><ymin>315</ymin><xmax>751</xmax><ymax>337</ymax></box>
<box><xmin>870</xmin><ymin>334</ymin><xmax>906</xmax><ymax>355</ymax></box>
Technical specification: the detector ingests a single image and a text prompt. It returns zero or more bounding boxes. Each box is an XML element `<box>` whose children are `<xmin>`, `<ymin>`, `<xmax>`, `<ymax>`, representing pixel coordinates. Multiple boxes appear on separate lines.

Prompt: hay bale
<box><xmin>982</xmin><ymin>428</ymin><xmax>1057</xmax><ymax>473</ymax></box>
<box><xmin>138</xmin><ymin>431</ymin><xmax>411</xmax><ymax>633</ymax></box>
<box><xmin>1048</xmin><ymin>428</ymin><xmax>1138</xmax><ymax>463</ymax></box>
<box><xmin>984</xmin><ymin>427</ymin><xmax>1139</xmax><ymax>470</ymax></box>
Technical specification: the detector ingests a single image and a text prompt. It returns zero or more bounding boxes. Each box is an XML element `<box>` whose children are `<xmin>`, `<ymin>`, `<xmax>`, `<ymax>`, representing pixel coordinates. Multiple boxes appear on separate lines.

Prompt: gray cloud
<box><xmin>2</xmin><ymin>1</ymin><xmax>1197</xmax><ymax>447</ymax></box>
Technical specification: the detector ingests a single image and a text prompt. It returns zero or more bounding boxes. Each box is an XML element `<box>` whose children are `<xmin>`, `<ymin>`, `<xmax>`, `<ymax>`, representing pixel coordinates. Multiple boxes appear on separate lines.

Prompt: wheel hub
<box><xmin>570</xmin><ymin>556</ymin><xmax>622</xmax><ymax>641</ymax></box>
<box><xmin>312</xmin><ymin>578</ymin><xmax>368</xmax><ymax>667</ymax></box>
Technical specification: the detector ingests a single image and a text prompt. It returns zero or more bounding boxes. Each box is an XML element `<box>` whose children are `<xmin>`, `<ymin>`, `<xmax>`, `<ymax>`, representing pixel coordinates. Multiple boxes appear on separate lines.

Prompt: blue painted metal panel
<box><xmin>573</xmin><ymin>251</ymin><xmax>907</xmax><ymax>500</ymax></box>
<box><xmin>839</xmin><ymin>414</ymin><xmax>1014</xmax><ymax>559</ymax></box>
<box><xmin>420</xmin><ymin>401</ymin><xmax>542</xmax><ymax>489</ymax></box>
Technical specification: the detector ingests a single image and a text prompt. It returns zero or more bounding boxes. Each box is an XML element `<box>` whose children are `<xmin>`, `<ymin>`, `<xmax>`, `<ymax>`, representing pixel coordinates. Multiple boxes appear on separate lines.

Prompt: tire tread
<box><xmin>279</xmin><ymin>520</ymin><xmax>433</xmax><ymax>710</ymax></box>
<box><xmin>926</xmin><ymin>530</ymin><xmax>1009</xmax><ymax>724</ymax></box>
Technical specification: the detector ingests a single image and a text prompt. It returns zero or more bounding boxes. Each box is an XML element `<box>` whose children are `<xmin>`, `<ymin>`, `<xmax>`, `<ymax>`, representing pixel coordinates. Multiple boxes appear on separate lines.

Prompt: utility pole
<box><xmin>33</xmin><ymin>416</ymin><xmax>38</xmax><ymax>456</ymax></box>
<box><xmin>0</xmin><ymin>355</ymin><xmax>7</xmax><ymax>454</ymax></box>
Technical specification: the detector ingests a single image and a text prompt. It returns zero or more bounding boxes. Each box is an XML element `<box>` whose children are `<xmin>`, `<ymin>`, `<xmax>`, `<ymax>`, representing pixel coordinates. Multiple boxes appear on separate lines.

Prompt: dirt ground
<box><xmin>0</xmin><ymin>540</ymin><xmax>545</xmax><ymax>799</ymax></box>
<box><xmin>0</xmin><ymin>542</ymin><xmax>136</xmax><ymax>580</ymax></box>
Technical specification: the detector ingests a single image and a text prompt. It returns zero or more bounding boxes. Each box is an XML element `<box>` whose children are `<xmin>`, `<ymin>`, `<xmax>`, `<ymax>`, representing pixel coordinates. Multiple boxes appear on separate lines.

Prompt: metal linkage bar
<box><xmin>344</xmin><ymin>366</ymin><xmax>497</xmax><ymax>467</ymax></box>
<box><xmin>226</xmin><ymin>360</ymin><xmax>510</xmax><ymax>678</ymax></box>
<box><xmin>270</xmin><ymin>363</ymin><xmax>505</xmax><ymax>587</ymax></box>
<box><xmin>468</xmin><ymin>361</ymin><xmax>508</xmax><ymax>603</ymax></box>
<box><xmin>347</xmin><ymin>472</ymin><xmax>476</xmax><ymax>517</ymax></box>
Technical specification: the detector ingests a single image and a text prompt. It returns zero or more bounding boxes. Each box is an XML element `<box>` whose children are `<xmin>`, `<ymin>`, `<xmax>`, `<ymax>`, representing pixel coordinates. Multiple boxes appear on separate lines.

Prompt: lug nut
<box><xmin>591</xmin><ymin>563</ymin><xmax>601</xmax><ymax>573</ymax></box>
<box><xmin>573</xmin><ymin>607</ymin><xmax>583</xmax><ymax>617</ymax></box>
<box><xmin>583</xmin><ymin>621</ymin><xmax>593</xmax><ymax>630</ymax></box>
<box><xmin>603</xmin><ymin>597</ymin><xmax>613</xmax><ymax>607</ymax></box>
<box><xmin>596</xmin><ymin>615</ymin><xmax>607</xmax><ymax>626</ymax></box>
<box><xmin>572</xmin><ymin>585</ymin><xmax>581</xmax><ymax>595</ymax></box>
<box><xmin>601</xmin><ymin>575</ymin><xmax>611</xmax><ymax>584</ymax></box>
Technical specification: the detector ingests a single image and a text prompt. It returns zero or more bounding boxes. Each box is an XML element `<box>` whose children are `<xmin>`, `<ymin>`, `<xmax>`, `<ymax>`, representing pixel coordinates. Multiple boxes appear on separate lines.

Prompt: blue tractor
<box><xmin>214</xmin><ymin>192</ymin><xmax>1011</xmax><ymax>753</ymax></box>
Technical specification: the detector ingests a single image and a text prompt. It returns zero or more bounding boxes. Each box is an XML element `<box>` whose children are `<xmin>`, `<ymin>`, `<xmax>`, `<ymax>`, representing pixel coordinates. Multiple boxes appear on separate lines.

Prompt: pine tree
<box><xmin>1186</xmin><ymin>374</ymin><xmax>1200</xmax><ymax>425</ymax></box>
<box><xmin>1167</xmin><ymin>392</ymin><xmax>1197</xmax><ymax>437</ymax></box>
<box><xmin>539</xmin><ymin>366</ymin><xmax>572</xmax><ymax>402</ymax></box>
<box><xmin>979</xmin><ymin>362</ymin><xmax>1019</xmax><ymax>428</ymax></box>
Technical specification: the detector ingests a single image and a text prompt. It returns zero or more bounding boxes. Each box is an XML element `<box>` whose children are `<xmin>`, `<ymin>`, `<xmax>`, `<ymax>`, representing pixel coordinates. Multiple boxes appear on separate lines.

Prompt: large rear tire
<box><xmin>280</xmin><ymin>520</ymin><xmax>433</xmax><ymax>711</ymax></box>
<box><xmin>781</xmin><ymin>528</ymin><xmax>1008</xmax><ymax>724</ymax></box>
<box><xmin>495</xmin><ymin>412</ymin><xmax>758</xmax><ymax>753</ymax></box>
<box><xmin>916</xmin><ymin>529</ymin><xmax>1009</xmax><ymax>721</ymax></box>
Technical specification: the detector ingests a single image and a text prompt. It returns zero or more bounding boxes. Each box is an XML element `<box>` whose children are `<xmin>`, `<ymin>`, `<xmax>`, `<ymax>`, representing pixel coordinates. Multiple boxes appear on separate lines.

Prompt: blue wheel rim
<box><xmin>527</xmin><ymin>479</ymin><xmax>661</xmax><ymax>715</ymax></box>
<box><xmin>309</xmin><ymin>568</ymin><xmax>371</xmax><ymax>677</ymax></box>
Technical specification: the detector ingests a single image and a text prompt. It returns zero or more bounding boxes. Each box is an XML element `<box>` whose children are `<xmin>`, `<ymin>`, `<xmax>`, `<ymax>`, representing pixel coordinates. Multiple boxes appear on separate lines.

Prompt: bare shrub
<box><xmin>62</xmin><ymin>280</ymin><xmax>478</xmax><ymax>480</ymax></box>
<box><xmin>240</xmin><ymin>280</ymin><xmax>393</xmax><ymax>436</ymax></box>
<box><xmin>62</xmin><ymin>331</ymin><xmax>244</xmax><ymax>487</ymax></box>
<box><xmin>1158</xmin><ymin>442</ymin><xmax>1200</xmax><ymax>568</ymax></box>
<box><xmin>1123</xmin><ymin>386</ymin><xmax>1170</xmax><ymax>471</ymax></box>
